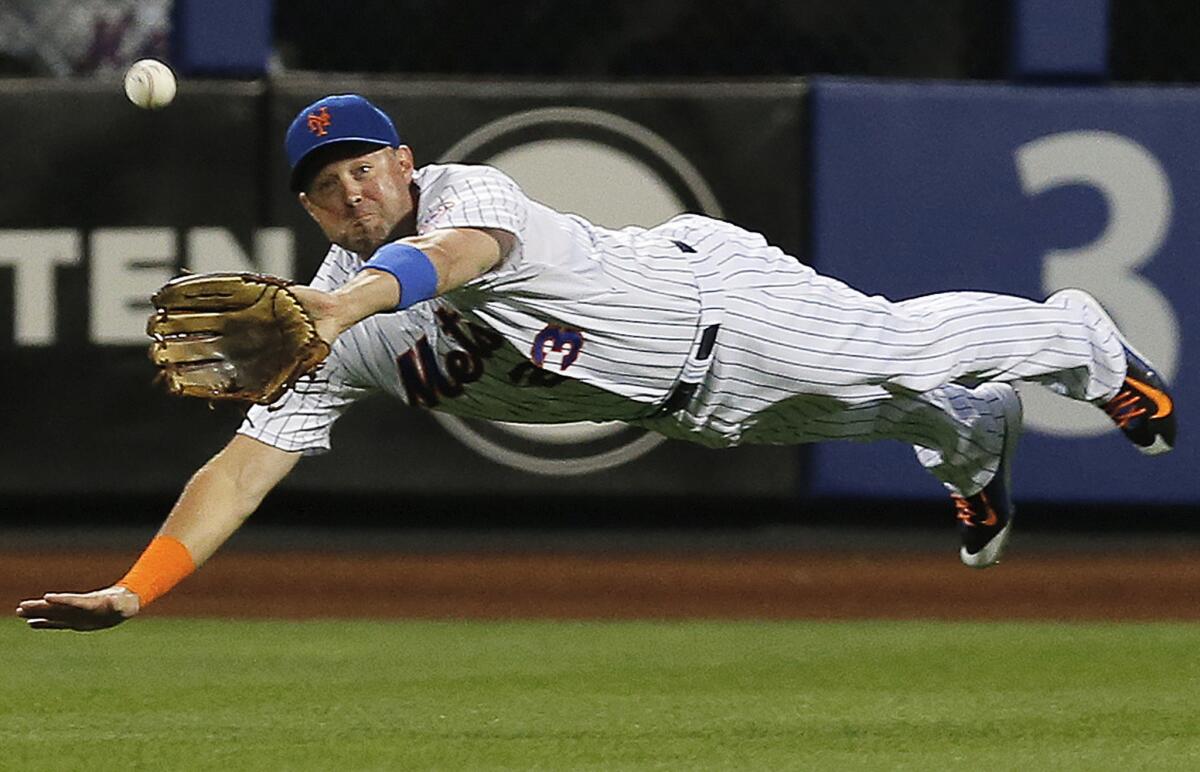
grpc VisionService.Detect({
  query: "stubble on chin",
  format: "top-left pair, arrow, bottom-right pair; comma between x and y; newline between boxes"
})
336,223 -> 385,256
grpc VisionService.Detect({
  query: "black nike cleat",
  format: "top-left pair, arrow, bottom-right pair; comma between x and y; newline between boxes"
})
1054,289 -> 1176,455
955,383 -> 1022,570
1101,342 -> 1176,455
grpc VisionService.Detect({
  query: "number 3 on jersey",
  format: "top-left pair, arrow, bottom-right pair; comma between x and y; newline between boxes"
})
531,325 -> 583,371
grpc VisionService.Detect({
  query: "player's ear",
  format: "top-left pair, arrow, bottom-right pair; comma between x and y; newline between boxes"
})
297,192 -> 320,222
394,145 -> 414,177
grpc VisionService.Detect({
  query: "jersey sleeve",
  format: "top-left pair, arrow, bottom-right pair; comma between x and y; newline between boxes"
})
308,245 -> 363,290
238,247 -> 371,453
416,165 -> 529,241
235,350 -> 372,454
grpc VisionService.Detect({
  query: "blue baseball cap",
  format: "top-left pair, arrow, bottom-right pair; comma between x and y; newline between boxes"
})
285,94 -> 401,190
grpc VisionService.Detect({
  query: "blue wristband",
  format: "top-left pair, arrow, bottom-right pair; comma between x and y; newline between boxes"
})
359,243 -> 438,309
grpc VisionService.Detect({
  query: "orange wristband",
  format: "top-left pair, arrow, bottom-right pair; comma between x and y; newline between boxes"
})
115,535 -> 196,607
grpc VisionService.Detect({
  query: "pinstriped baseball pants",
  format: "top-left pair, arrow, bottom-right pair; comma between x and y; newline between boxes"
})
649,217 -> 1127,496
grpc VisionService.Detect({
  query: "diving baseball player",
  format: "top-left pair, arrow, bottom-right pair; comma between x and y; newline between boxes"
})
18,94 -> 1176,631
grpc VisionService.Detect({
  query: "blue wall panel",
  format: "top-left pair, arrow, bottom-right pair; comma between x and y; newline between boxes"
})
809,78 -> 1198,503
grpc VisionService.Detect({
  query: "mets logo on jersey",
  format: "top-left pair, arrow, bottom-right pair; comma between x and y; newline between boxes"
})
307,107 -> 332,137
531,325 -> 582,371
397,310 -> 575,408
432,106 -> 722,475
396,308 -> 504,408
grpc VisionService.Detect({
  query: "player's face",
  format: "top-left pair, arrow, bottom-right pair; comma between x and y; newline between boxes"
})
299,146 -> 416,255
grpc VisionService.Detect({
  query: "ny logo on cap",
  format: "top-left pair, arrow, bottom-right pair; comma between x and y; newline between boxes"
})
307,107 -> 332,137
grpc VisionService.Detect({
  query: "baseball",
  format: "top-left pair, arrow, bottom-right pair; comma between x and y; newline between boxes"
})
124,59 -> 177,110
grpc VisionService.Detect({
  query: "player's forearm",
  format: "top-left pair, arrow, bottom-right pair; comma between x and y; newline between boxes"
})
158,457 -> 274,566
327,269 -> 403,332
320,229 -> 508,337
340,229 -> 507,330
160,436 -> 300,563
95,465 -> 256,616
404,231 -> 504,294
117,436 -> 299,606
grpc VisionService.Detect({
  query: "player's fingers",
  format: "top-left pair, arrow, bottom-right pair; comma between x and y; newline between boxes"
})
21,604 -> 77,623
17,591 -> 126,630
42,592 -> 102,608
42,592 -> 91,601
16,601 -> 51,617
25,605 -> 119,630
24,618 -> 72,630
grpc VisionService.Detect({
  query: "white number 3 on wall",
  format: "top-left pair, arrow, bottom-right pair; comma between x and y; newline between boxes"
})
1016,130 -> 1180,436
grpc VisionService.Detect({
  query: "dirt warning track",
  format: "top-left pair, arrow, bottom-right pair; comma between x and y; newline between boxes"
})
5,548 -> 1200,620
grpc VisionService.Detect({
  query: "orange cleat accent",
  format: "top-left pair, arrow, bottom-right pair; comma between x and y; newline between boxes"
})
955,383 -> 1022,569
1056,289 -> 1177,455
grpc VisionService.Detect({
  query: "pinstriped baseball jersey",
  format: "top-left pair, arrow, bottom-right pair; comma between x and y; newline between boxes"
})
240,163 -> 710,453
239,163 -> 1127,490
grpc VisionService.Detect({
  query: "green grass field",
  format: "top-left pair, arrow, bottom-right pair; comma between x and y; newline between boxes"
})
3,619 -> 1199,771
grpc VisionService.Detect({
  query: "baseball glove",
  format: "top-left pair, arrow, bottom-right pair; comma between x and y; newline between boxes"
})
146,272 -> 330,406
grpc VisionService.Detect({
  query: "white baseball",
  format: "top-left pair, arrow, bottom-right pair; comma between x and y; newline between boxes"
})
124,59 -> 177,110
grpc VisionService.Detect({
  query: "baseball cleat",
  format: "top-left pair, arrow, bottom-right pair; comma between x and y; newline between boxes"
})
1102,351 -> 1176,455
1053,289 -> 1176,455
954,383 -> 1022,570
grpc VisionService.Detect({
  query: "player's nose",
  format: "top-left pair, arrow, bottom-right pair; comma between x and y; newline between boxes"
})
342,182 -> 364,207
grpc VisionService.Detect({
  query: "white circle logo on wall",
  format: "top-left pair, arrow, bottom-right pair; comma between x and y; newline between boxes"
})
435,106 -> 722,476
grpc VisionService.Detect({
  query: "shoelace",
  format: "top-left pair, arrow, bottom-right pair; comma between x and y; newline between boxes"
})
1102,389 -> 1146,428
953,493 -> 1001,527
953,495 -> 978,525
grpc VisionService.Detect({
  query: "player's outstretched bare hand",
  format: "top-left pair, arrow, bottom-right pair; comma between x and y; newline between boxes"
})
15,586 -> 140,631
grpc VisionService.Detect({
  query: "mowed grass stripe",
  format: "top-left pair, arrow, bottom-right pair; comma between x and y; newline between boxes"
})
2,620 -> 1198,771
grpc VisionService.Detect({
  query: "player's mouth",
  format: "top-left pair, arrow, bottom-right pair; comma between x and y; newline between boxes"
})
346,214 -> 379,235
